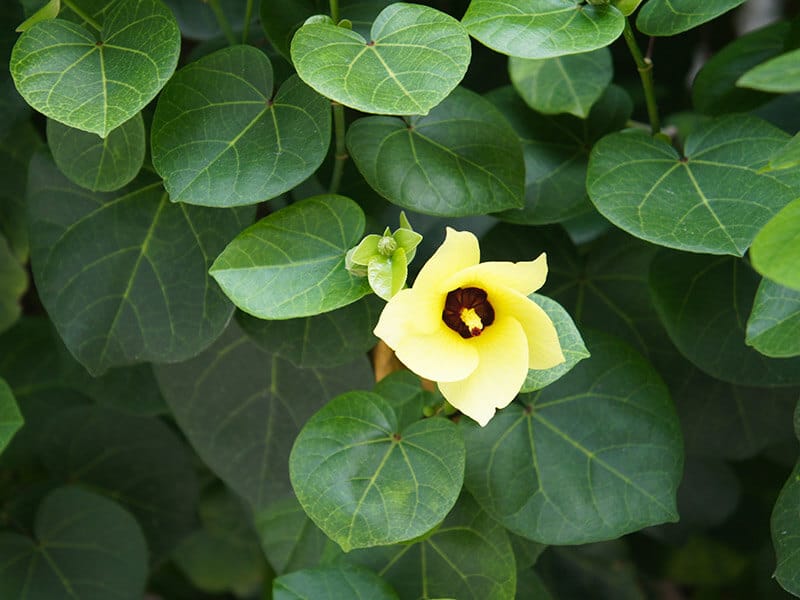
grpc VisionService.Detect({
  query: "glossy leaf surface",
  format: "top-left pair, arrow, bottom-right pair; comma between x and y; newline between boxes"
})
750,197 -> 800,291
746,279 -> 800,358
637,0 -> 747,36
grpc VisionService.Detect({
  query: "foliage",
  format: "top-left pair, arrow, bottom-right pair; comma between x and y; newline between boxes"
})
1,0 -> 799,598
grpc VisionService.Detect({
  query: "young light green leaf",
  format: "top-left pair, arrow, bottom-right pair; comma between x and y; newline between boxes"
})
509,48 -> 613,118
0,234 -> 26,335
0,377 -> 22,456
291,3 -> 470,115
587,115 -> 797,255
10,0 -> 180,137
290,392 -> 465,551
462,332 -> 682,545
27,151 -> 253,375
47,113 -> 145,192
462,0 -> 625,59
152,46 -> 331,207
15,0 -> 59,32
650,251 -> 800,386
636,0 -> 747,36
211,195 -> 371,319
765,132 -> 800,172
737,48 -> 800,93
0,486 -> 148,600
368,247 -> 407,301
347,87 -> 524,216
750,197 -> 800,291
487,84 -> 632,224
273,565 -> 399,600
747,279 -> 800,358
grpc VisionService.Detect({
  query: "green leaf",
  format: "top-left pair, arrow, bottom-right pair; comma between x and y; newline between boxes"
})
210,195 -> 371,319
738,48 -> 800,93
462,0 -> 625,59
273,565 -> 399,600
344,493 -> 517,600
261,0 -> 393,58
40,405 -> 199,563
692,21 -> 791,115
750,197 -> 800,292
27,151 -> 253,375
0,486 -> 148,600
462,332 -> 682,545
772,401 -> 800,596
0,377 -> 22,456
47,113 -> 145,192
521,294 -> 588,392
0,120 -> 41,262
151,46 -> 331,207
237,295 -> 381,368
636,0 -> 747,36
347,87 -> 524,216
746,279 -> 800,358
516,570 -> 555,600
0,234 -> 26,334
290,391 -> 465,551
765,132 -> 800,172
15,0 -> 59,32
587,115 -> 797,255
155,320 -> 374,512
649,251 -> 800,386
165,0 -> 249,41
509,48 -> 612,118
10,0 -> 180,137
291,3 -> 471,115
368,247 -> 407,301
487,84 -> 632,224
373,370 -> 439,431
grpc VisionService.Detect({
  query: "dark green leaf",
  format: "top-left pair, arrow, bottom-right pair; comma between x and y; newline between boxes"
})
273,565 -> 399,600
10,0 -> 180,137
0,120 -> 41,262
347,87 -> 524,216
0,486 -> 148,600
462,0 -> 625,59
751,197 -> 800,291
152,46 -> 331,207
747,279 -> 800,358
738,48 -> 800,93
516,570 -> 555,600
509,48 -> 612,118
587,115 -> 797,255
649,251 -> 800,386
27,152 -> 253,375
372,370 -> 438,431
291,3 -> 470,115
155,320 -> 374,512
772,401 -> 800,597
487,85 -> 632,224
46,113 -> 145,191
666,536 -> 748,586
211,195 -> 371,319
165,0 -> 248,40
290,391 -> 465,551
636,0 -> 747,36
0,234 -> 26,334
40,405 -> 199,563
0,377 -> 22,456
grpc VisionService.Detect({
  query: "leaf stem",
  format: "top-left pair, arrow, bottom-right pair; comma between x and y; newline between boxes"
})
242,0 -> 254,44
329,102 -> 348,194
208,0 -> 237,46
62,0 -> 102,32
329,0 -> 340,23
622,19 -> 661,135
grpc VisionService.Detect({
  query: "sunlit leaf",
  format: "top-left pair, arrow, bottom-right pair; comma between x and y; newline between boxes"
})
738,48 -> 800,93
746,279 -> 800,358
750,197 -> 800,292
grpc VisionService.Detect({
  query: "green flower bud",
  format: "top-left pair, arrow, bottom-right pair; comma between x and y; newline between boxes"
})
377,235 -> 398,256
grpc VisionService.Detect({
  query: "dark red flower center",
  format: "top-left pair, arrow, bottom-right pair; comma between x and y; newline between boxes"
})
442,287 -> 495,339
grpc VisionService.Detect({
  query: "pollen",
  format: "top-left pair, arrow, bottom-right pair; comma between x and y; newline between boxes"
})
460,307 -> 484,336
442,287 -> 495,339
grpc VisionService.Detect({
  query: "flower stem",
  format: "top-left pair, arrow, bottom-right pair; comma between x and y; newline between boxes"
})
63,0 -> 101,32
242,0 -> 254,44
208,0 -> 237,46
329,102 -> 348,194
622,19 -> 661,135
329,0 -> 340,23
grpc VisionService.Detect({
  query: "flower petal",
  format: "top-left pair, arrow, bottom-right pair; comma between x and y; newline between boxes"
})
413,228 -> 480,293
445,253 -> 548,296
394,323 -> 479,383
491,287 -> 565,370
438,316 -> 529,426
374,287 -> 440,348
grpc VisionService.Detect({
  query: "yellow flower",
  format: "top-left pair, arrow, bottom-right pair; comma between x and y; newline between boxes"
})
374,227 -> 565,426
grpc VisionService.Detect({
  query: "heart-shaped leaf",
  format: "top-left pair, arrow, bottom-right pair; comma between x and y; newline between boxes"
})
210,195 -> 371,319
152,45 -> 331,207
509,48 -> 612,118
0,376 -> 22,456
347,87 -> 524,216
488,84 -> 631,224
737,48 -> 800,93
27,151 -> 254,375
289,391 -> 465,551
747,279 -> 800,358
636,0 -> 747,36
462,0 -> 625,59
47,113 -> 145,192
750,197 -> 800,292
0,486 -> 148,600
10,0 -> 180,137
291,3 -> 470,115
462,332 -> 682,545
771,402 -> 800,597
273,565 -> 399,600
587,115 -> 797,255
